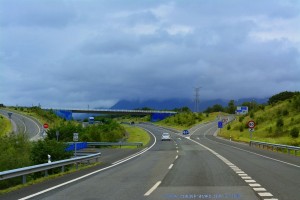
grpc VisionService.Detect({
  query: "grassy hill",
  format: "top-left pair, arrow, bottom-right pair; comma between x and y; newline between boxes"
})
219,94 -> 300,146
156,112 -> 221,130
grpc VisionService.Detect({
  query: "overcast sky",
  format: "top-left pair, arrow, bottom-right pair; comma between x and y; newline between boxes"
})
1,0 -> 299,108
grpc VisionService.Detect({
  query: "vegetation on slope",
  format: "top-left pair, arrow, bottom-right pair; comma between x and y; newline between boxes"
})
219,92 -> 300,146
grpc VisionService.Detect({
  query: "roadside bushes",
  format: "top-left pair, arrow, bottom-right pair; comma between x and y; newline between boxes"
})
161,112 -> 202,127
46,119 -> 125,142
290,128 -> 299,138
0,134 -> 32,189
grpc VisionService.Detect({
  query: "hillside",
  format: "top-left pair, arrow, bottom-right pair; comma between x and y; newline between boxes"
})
219,93 -> 300,146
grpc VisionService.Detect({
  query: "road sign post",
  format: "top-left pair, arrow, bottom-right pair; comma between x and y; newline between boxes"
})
56,131 -> 59,141
247,121 -> 256,140
73,133 -> 79,157
218,121 -> 223,136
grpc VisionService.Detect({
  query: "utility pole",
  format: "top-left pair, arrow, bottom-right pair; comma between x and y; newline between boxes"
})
194,87 -> 201,112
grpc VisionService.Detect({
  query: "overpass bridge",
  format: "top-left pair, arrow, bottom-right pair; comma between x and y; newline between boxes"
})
43,108 -> 177,122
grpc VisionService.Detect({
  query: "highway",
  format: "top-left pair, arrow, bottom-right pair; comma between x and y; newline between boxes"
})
1,122 -> 299,200
0,109 -> 43,140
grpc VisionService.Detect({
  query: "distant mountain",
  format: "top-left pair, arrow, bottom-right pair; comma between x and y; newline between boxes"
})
110,98 -> 268,111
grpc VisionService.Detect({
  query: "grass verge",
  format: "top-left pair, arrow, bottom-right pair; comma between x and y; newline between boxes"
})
0,114 -> 11,136
121,124 -> 151,149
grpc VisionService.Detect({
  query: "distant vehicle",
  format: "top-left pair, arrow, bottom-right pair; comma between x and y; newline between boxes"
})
88,117 -> 95,124
183,130 -> 189,135
161,133 -> 171,141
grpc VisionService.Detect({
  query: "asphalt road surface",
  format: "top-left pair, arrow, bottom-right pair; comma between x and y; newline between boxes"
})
0,109 -> 43,140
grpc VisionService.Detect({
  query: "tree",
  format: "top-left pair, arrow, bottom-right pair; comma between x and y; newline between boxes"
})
212,104 -> 224,112
226,100 -> 236,114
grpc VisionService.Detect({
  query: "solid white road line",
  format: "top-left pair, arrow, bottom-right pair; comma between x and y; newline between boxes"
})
144,181 -> 161,196
205,129 -> 300,169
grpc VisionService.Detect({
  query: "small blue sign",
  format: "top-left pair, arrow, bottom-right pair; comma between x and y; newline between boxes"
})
218,121 -> 223,128
183,130 -> 189,135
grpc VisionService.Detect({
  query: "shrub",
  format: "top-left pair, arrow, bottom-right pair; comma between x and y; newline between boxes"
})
290,128 -> 299,138
239,116 -> 244,122
227,125 -> 231,130
268,127 -> 273,134
276,118 -> 284,128
282,109 -> 289,116
239,125 -> 244,132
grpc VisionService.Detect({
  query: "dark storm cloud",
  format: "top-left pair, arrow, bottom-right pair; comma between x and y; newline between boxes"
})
0,0 -> 299,108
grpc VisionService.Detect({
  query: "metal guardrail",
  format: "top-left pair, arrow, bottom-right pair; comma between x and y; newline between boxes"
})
0,153 -> 101,184
250,140 -> 300,156
87,142 -> 143,147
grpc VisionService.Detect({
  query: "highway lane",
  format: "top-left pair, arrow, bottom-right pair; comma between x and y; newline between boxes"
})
12,123 -> 261,200
0,109 -> 43,140
189,122 -> 300,200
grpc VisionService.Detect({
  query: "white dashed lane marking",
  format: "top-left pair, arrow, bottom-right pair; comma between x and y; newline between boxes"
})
173,128 -> 278,200
253,188 -> 266,192
144,181 -> 161,196
258,192 -> 273,197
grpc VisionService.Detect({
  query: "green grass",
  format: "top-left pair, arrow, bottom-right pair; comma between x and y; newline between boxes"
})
0,162 -> 101,195
121,124 -> 150,148
0,114 -> 11,136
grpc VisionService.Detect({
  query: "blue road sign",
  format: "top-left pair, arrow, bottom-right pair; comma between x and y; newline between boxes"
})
183,130 -> 189,135
218,121 -> 223,128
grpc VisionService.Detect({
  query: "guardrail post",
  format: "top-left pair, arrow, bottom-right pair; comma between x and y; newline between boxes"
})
22,175 -> 26,184
295,150 -> 297,156
76,162 -> 78,170
62,166 -> 65,173
45,170 -> 48,177
287,148 -> 290,155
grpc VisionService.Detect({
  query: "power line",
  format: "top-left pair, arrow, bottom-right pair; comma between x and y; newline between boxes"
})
194,87 -> 201,112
